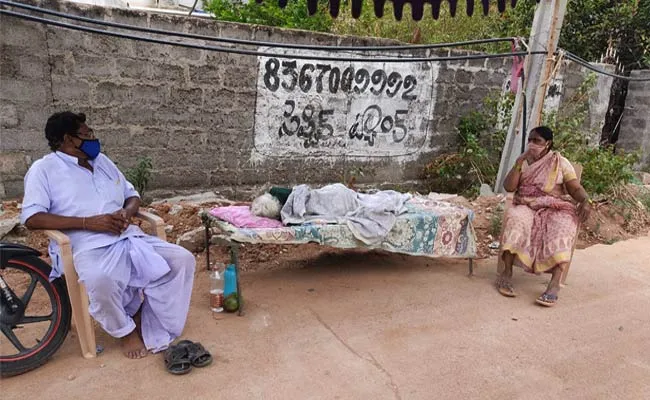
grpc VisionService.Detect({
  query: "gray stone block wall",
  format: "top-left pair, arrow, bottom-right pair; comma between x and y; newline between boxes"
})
0,13 -> 53,198
617,70 -> 650,169
0,0 -> 602,199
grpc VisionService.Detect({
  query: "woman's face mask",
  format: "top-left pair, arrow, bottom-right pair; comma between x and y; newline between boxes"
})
527,142 -> 547,159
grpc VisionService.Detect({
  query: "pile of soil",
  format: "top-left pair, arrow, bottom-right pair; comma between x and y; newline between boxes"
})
2,191 -> 649,274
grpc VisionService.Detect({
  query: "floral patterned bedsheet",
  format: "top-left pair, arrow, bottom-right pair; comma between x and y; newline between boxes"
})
202,195 -> 476,258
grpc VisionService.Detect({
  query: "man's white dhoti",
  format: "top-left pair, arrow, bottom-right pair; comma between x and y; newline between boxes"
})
74,235 -> 195,352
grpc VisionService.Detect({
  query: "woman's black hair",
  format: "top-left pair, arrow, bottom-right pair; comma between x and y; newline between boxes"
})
531,126 -> 554,149
44,111 -> 86,151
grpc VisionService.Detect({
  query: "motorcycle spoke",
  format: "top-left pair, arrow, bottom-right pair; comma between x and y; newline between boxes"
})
21,273 -> 39,305
21,314 -> 54,324
1,325 -> 27,352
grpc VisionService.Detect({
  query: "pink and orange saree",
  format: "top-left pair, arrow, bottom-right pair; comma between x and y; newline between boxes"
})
501,151 -> 579,273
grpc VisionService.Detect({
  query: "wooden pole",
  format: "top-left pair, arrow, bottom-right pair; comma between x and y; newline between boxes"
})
530,0 -> 564,128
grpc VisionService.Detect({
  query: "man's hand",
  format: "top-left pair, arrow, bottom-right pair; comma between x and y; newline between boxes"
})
577,199 -> 592,223
112,209 -> 132,232
85,213 -> 129,235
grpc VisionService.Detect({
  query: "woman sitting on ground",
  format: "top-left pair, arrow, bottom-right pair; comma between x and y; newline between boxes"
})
496,126 -> 592,307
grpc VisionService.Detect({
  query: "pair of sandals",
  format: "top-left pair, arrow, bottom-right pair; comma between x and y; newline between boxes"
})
164,340 -> 212,375
496,278 -> 558,307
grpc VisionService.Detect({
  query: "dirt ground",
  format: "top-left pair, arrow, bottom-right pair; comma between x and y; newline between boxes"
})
2,191 -> 647,270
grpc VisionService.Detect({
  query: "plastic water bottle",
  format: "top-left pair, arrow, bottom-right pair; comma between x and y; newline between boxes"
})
209,264 -> 224,313
223,264 -> 237,297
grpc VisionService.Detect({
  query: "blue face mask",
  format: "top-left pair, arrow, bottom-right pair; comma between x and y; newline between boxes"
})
77,138 -> 101,160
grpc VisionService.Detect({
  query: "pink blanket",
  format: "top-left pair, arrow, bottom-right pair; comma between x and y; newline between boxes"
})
209,206 -> 284,229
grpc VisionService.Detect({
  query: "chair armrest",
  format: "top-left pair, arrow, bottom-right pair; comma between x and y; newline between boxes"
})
136,210 -> 164,225
136,210 -> 167,241
40,210 -> 167,244
43,230 -> 71,246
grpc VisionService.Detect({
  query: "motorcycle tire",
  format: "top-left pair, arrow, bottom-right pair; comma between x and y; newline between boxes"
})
0,255 -> 72,378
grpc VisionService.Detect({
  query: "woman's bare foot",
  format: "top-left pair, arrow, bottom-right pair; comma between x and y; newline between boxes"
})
496,254 -> 516,297
545,266 -> 563,296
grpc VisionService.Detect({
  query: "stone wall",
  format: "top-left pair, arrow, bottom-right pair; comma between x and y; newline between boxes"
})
617,70 -> 650,169
0,0 -> 605,199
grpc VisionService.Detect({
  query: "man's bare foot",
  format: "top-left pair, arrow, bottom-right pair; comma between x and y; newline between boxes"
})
121,330 -> 147,359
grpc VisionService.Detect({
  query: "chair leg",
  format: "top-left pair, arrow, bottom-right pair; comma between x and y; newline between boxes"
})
561,224 -> 580,287
61,245 -> 97,359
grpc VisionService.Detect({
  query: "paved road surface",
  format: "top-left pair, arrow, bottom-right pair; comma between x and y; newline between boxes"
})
3,236 -> 650,399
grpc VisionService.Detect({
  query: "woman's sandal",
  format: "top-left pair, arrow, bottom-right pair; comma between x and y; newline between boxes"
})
164,345 -> 192,375
176,340 -> 213,368
535,292 -> 558,307
496,278 -> 516,297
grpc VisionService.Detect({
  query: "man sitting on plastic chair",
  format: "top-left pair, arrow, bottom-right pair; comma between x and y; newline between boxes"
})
20,112 -> 196,359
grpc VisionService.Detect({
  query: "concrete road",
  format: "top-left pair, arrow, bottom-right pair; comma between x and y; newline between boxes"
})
3,236 -> 650,400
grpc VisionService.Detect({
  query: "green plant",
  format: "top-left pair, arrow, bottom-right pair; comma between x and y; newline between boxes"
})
545,74 -> 640,195
124,157 -> 153,200
494,0 -> 650,70
573,147 -> 639,195
332,1 -> 509,52
421,93 -> 513,197
489,207 -> 504,238
204,0 -> 332,32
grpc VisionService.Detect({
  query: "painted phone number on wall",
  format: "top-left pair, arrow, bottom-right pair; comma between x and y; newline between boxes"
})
262,58 -> 419,100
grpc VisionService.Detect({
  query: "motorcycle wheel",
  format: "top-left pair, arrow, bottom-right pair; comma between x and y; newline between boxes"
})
1,255 -> 71,378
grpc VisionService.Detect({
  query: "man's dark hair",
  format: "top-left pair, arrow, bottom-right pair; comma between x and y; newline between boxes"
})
45,111 -> 86,151
531,126 -> 554,149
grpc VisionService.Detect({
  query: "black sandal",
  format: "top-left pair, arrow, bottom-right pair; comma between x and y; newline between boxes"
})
176,340 -> 213,368
164,345 -> 192,375
536,292 -> 558,307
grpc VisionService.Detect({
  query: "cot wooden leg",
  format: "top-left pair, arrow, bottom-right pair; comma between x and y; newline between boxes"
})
468,259 -> 474,276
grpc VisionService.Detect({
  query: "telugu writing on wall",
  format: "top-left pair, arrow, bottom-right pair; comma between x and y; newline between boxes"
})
253,48 -> 438,158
